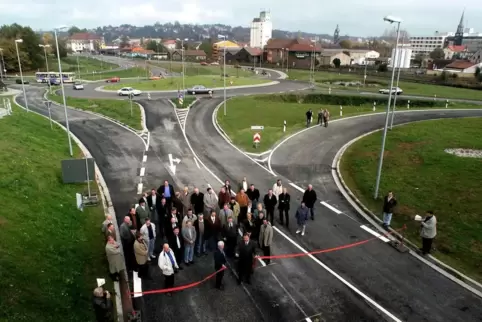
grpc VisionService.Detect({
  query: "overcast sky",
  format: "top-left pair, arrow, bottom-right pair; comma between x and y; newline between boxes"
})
0,1 -> 480,37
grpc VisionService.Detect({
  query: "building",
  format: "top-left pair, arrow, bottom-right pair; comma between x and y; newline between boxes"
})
265,38 -> 322,69
212,40 -> 240,61
443,45 -> 467,59
319,51 -> 351,66
469,48 -> 482,63
226,47 -> 263,64
444,60 -> 482,73
348,49 -> 380,65
390,47 -> 412,68
409,32 -> 452,58
169,50 -> 207,61
250,11 -> 272,48
162,40 -> 177,50
444,11 -> 482,53
67,33 -> 104,52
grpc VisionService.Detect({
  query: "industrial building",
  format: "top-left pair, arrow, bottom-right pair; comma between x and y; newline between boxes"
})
250,11 -> 272,48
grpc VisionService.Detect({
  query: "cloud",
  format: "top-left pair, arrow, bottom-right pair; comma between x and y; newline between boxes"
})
0,0 -> 481,36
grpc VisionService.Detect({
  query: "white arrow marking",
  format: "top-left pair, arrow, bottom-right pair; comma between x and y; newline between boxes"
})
168,153 -> 179,175
172,158 -> 181,164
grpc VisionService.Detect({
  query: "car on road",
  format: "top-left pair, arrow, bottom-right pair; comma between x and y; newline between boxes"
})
15,79 -> 29,84
106,77 -> 120,83
211,62 -> 219,66
117,87 -> 142,96
73,82 -> 84,90
186,85 -> 213,95
379,87 -> 403,95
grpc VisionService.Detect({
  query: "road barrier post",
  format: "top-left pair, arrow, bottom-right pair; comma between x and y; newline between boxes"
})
434,94 -> 437,101
283,120 -> 286,132
372,102 -> 376,111
407,100 -> 410,109
445,99 -> 448,108
340,105 -> 343,117
328,87 -> 331,94
147,93 -> 151,100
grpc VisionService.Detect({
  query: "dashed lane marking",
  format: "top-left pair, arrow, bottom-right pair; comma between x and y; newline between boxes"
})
360,225 -> 390,243
143,155 -> 147,162
140,167 -> 146,177
320,201 -> 342,215
137,183 -> 143,195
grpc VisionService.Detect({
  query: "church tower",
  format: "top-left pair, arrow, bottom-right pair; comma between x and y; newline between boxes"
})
454,10 -> 465,46
333,25 -> 340,44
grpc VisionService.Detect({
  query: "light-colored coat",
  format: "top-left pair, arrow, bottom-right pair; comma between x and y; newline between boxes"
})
136,205 -> 150,224
272,184 -> 283,198
105,242 -> 124,274
203,192 -> 217,213
218,208 -> 234,226
101,219 -> 113,233
140,223 -> 156,244
182,214 -> 198,227
133,239 -> 148,265
158,249 -> 179,275
230,202 -> 240,221
182,226 -> 197,245
259,223 -> 273,247
420,216 -> 437,239
180,192 -> 192,215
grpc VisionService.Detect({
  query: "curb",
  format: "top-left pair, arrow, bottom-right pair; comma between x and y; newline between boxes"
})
332,120 -> 482,296
13,92 -> 126,321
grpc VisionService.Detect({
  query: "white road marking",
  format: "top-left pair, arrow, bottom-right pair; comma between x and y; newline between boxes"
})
320,201 -> 342,214
193,157 -> 201,169
273,226 -> 402,322
289,182 -> 305,193
146,132 -> 150,151
137,183 -> 143,195
133,270 -> 142,298
305,318 -> 313,322
271,272 -> 309,318
254,157 -> 268,162
139,167 -> 145,177
142,154 -> 147,163
360,225 -> 390,243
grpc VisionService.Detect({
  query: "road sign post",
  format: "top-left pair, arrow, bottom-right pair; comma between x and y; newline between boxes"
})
43,100 -> 53,129
253,132 -> 261,149
129,93 -> 134,117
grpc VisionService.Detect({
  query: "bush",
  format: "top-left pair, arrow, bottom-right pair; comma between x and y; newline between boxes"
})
258,93 -> 448,108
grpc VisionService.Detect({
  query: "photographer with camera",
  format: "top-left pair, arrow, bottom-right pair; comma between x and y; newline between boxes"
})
92,287 -> 114,322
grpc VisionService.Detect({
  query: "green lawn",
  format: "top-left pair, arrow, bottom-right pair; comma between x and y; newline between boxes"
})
170,96 -> 197,109
217,95 -> 481,152
103,75 -> 270,91
149,61 -> 254,77
48,93 -> 142,130
29,56 -> 118,75
81,67 -> 151,81
0,97 -> 113,321
340,118 -> 482,281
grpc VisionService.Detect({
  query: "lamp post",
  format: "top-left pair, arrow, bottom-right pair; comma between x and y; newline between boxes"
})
218,35 -> 228,116
310,39 -> 317,87
0,48 -> 4,80
176,38 -> 188,95
389,34 -> 406,129
54,26 -> 73,157
363,59 -> 368,85
373,15 -> 402,199
15,39 -> 29,112
286,48 -> 289,73
39,44 -> 51,92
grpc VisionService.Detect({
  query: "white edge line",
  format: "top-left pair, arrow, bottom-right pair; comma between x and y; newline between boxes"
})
135,102 -> 148,132
306,318 -> 313,322
253,157 -> 268,162
140,167 -> 145,177
133,270 -> 142,298
212,100 -> 276,176
267,108 -> 482,176
272,226 -> 402,322
142,154 -> 147,163
289,182 -> 305,193
360,225 -> 390,243
245,149 -> 272,157
193,157 -> 201,169
146,131 -> 150,151
320,201 -> 342,215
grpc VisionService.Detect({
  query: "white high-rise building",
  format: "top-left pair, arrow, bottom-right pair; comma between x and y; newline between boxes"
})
390,47 -> 413,69
250,11 -> 272,48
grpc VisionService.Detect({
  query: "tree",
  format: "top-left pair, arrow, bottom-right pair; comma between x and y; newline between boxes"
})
199,41 -> 213,58
52,39 -> 68,58
332,58 -> 341,68
145,40 -> 166,52
119,36 -> 130,49
429,48 -> 445,60
378,64 -> 388,72
68,26 -> 87,36
475,67 -> 482,82
339,39 -> 352,49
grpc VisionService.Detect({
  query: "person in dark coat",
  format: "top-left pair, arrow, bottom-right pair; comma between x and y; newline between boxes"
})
158,180 -> 175,209
382,191 -> 397,229
242,212 -> 256,238
246,184 -> 260,213
306,109 -> 313,127
190,188 -> 205,216
214,241 -> 227,290
278,187 -> 291,227
173,192 -> 185,216
235,233 -> 256,284
92,287 -> 114,322
302,184 -> 317,220
164,207 -> 181,241
295,202 -> 309,236
146,188 -> 159,223
156,198 -> 169,239
128,207 -> 141,232
194,214 -> 207,256
204,211 -> 222,252
263,189 -> 277,225
222,216 -> 238,257
168,226 -> 185,269
253,211 -> 266,243
119,216 -> 136,272
224,180 -> 232,195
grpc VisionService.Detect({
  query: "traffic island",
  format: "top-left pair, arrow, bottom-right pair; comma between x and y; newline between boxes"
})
215,93 -> 480,153
0,97 -> 113,321
339,118 -> 482,281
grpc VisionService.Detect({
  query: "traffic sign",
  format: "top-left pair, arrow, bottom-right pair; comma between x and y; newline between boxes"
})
251,125 -> 264,130
253,132 -> 261,142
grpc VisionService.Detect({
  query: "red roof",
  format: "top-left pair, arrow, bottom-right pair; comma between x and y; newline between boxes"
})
163,40 -> 177,45
447,45 -> 466,52
289,43 -> 322,52
445,60 -> 475,69
70,33 -> 101,40
265,38 -> 295,49
244,47 -> 262,56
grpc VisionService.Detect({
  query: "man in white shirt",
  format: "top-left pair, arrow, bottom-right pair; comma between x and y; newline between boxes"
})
140,218 -> 156,260
272,179 -> 283,199
158,243 -> 179,296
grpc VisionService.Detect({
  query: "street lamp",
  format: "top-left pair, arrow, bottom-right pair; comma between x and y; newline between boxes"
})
218,34 -> 228,116
176,38 -> 188,95
39,44 -> 51,92
389,33 -> 406,129
310,39 -> 317,87
54,25 -> 73,157
15,39 -> 29,112
373,15 -> 402,199
0,48 -> 5,80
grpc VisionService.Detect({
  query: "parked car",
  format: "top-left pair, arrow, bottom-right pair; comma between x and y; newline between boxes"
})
15,79 -> 29,84
186,85 -> 213,95
200,62 -> 208,66
117,87 -> 142,96
211,62 -> 219,66
73,82 -> 84,90
106,77 -> 120,83
49,79 -> 60,86
379,87 -> 403,95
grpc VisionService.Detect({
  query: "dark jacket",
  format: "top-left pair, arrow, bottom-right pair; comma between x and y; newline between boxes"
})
172,196 -> 184,215
204,215 -> 222,239
157,203 -> 169,225
278,193 -> 290,210
223,222 -> 238,239
242,218 -> 256,235
214,249 -> 227,270
157,184 -> 175,199
246,188 -> 260,203
190,192 -> 205,215
169,233 -> 184,255
92,295 -> 114,322
263,194 -> 277,210
218,191 -> 231,209
306,110 -> 313,120
302,189 -> 317,208
236,240 -> 256,271
128,212 -> 141,231
383,196 -> 397,213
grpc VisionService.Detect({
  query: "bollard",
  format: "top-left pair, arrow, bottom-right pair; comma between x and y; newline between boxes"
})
147,93 -> 151,100
328,87 -> 332,94
340,105 -> 343,117
434,94 -> 437,101
283,120 -> 286,132
445,99 -> 448,108
407,100 -> 410,109
373,102 -> 376,111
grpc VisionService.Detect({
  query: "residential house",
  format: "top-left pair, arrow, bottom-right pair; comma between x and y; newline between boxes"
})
319,50 -> 351,66
444,45 -> 467,60
67,33 -> 105,52
213,40 -> 240,61
348,49 -> 380,64
443,60 -> 482,73
233,47 -> 263,64
169,50 -> 207,61
163,40 -> 177,50
222,48 -> 242,63
265,38 -> 322,69
469,48 -> 482,64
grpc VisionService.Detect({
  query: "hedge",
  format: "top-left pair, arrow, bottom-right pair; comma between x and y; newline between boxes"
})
258,93 -> 448,108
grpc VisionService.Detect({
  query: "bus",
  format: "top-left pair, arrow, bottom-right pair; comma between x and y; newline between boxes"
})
35,72 -> 76,84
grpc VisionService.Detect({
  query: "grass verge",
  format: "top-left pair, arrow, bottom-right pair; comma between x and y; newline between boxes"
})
103,76 -> 270,91
26,56 -> 118,75
47,93 -> 142,130
217,94 -> 481,152
0,96 -> 113,321
170,96 -> 197,109
339,118 -> 482,281
81,67 -> 150,81
149,61 -> 254,77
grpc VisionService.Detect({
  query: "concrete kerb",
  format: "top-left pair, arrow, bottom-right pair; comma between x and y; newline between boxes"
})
94,80 -> 280,93
331,118 -> 482,296
13,94 -> 127,321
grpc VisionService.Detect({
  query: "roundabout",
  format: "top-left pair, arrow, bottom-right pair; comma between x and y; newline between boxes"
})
12,55 -> 482,322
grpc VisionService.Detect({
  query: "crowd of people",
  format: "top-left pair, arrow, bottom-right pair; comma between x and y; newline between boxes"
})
99,178 -> 319,297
